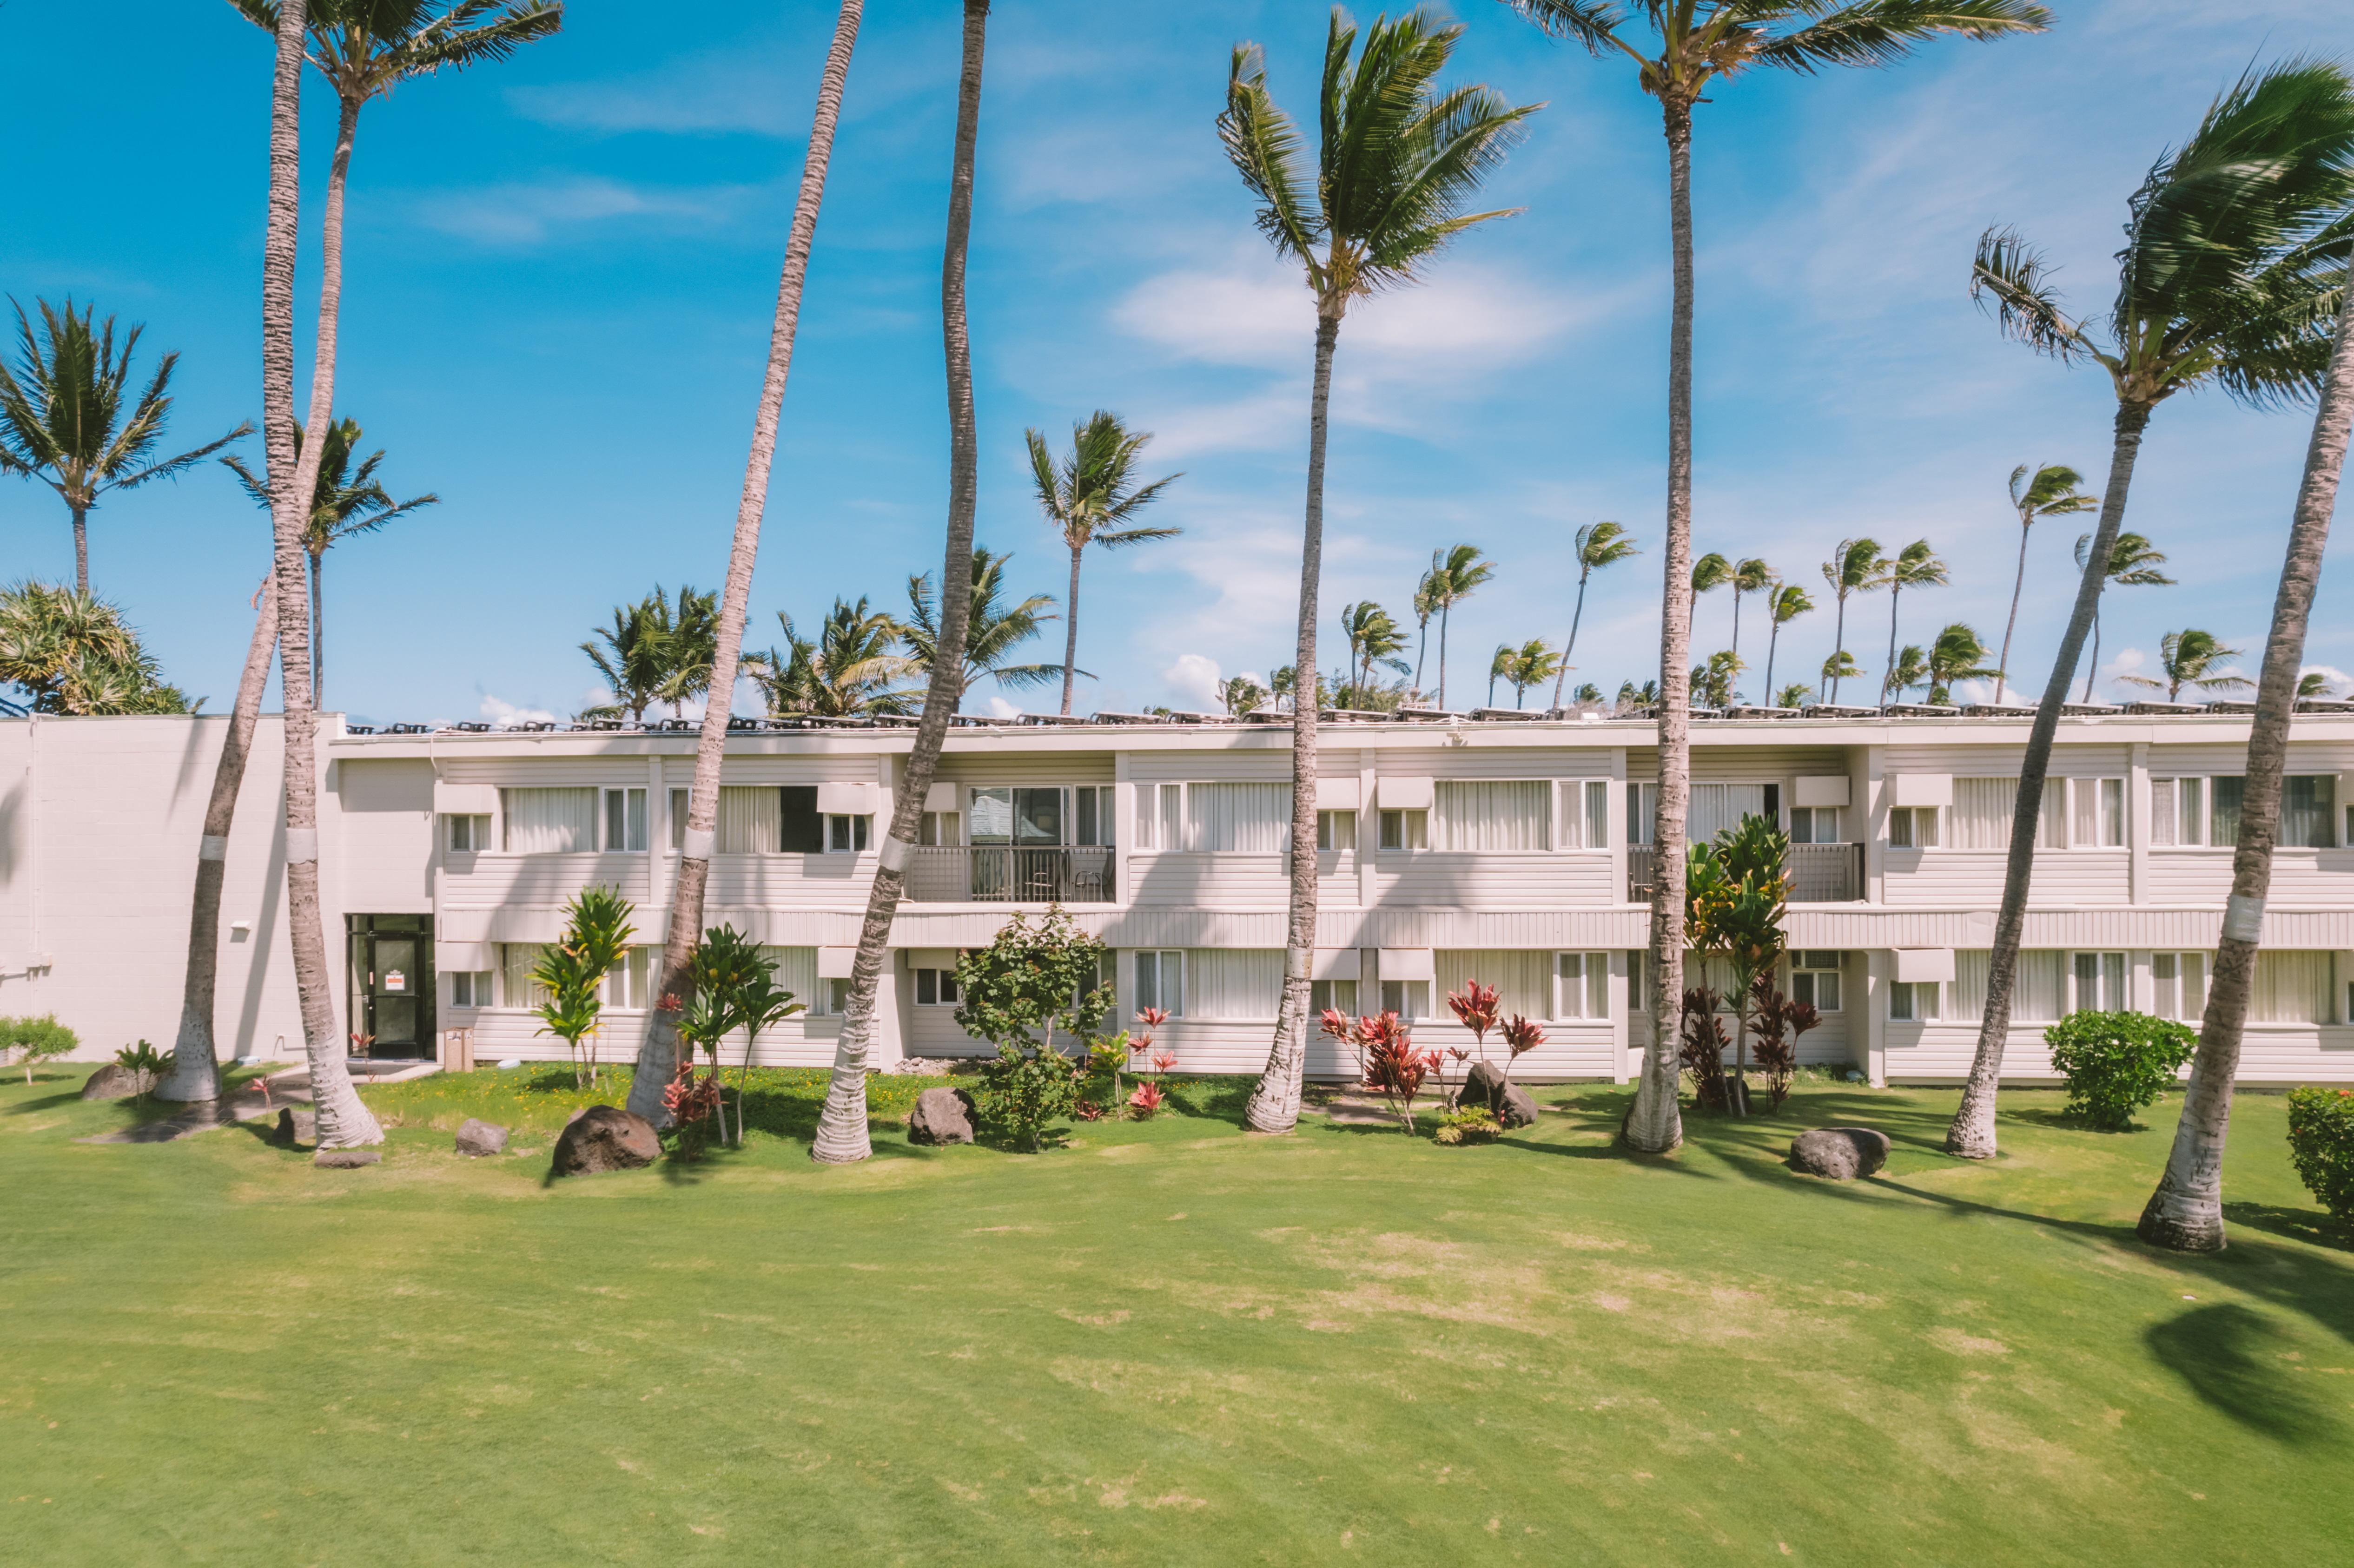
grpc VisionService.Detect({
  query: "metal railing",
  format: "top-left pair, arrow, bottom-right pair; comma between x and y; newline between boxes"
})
1627,841 -> 1863,903
906,845 -> 1117,903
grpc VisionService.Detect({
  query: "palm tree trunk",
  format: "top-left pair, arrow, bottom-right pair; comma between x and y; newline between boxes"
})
1826,593 -> 1846,703
1946,402 -> 2152,1158
1765,620 -> 1780,702
2083,609 -> 2101,702
1730,589 -> 1742,671
809,0 -> 981,1162
628,0 -> 865,1128
1243,311 -> 1339,1137
1881,585 -> 1900,707
1550,570 -> 1589,709
2140,296 -> 2353,1251
287,94 -> 362,584
1414,619 -> 1428,697
72,505 -> 89,597
260,0 -> 377,1148
311,550 -> 325,707
1437,600 -> 1450,709
1626,99 -> 1698,1156
1996,518 -> 2028,704
158,573 -> 278,1103
1058,542 -> 1082,716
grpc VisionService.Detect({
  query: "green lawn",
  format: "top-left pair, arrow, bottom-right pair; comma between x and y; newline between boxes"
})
3,1067 -> 2348,1565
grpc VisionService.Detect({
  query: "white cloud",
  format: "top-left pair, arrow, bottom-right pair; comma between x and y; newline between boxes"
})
983,694 -> 1022,720
412,177 -> 758,246
481,693 -> 557,728
1164,653 -> 1224,712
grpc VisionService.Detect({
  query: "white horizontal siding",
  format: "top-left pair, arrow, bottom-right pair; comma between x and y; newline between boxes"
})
437,853 -> 654,910
1370,852 -> 1616,909
933,751 -> 1116,785
1126,750 -> 1293,783
1128,852 -> 1292,907
1883,849 -> 2130,907
1377,746 -> 1614,782
1883,1023 -> 2354,1085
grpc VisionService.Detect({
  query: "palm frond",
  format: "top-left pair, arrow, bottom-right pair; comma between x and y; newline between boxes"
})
1219,44 -> 1322,273
1755,0 -> 2051,76
1493,0 -> 1640,60
1971,226 -> 2097,364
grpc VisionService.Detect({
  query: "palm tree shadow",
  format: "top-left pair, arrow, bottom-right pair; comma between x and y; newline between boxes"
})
2145,1303 -> 2344,1445
2221,1201 -> 2352,1254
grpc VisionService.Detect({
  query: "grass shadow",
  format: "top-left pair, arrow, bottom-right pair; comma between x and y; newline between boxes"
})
2145,1302 -> 2344,1445
2221,1201 -> 2352,1254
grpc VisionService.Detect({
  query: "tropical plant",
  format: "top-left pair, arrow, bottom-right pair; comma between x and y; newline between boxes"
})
1338,600 -> 1412,700
1818,650 -> 1861,698
1818,537 -> 1883,703
745,596 -> 917,718
581,586 -> 718,724
530,886 -> 635,1089
0,299 -> 250,596
1222,10 -> 1532,1136
1433,1104 -> 1501,1145
904,548 -> 1063,705
1924,622 -> 1999,705
1744,973 -> 1818,1112
635,0 -> 866,1139
731,962 -> 805,1147
1358,1012 -> 1441,1134
1411,564 -> 1442,695
2040,1009 -> 2197,1131
1498,637 -> 1562,707
1499,0 -> 2049,1156
1499,1014 -> 1544,1090
1994,463 -> 2097,702
1876,539 -> 1947,707
1774,682 -> 1811,710
1026,410 -> 1182,716
1615,678 -> 1660,712
2298,670 -> 2337,699
1951,59 -> 2354,1166
675,924 -> 764,1147
2118,628 -> 2251,704
1689,812 -> 1790,1113
2070,531 -> 2174,699
1423,543 -> 1498,710
1551,519 -> 1638,706
1571,681 -> 1602,705
1447,978 -> 1502,1065
953,908 -> 1112,1152
0,581 -> 192,714
1727,556 -> 1772,668
1220,673 -> 1269,715
0,1015 -> 78,1084
1691,648 -> 1743,709
2284,1086 -> 2354,1225
1882,644 -> 1928,704
1688,551 -> 1730,646
1677,986 -> 1733,1113
1761,581 -> 1812,702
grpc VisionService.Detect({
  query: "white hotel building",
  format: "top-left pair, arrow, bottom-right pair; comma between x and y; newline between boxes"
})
6,705 -> 2354,1087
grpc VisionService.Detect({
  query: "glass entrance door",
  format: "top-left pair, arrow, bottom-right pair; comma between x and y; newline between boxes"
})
348,915 -> 435,1060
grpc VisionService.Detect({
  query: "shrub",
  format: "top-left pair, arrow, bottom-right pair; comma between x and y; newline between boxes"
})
2286,1086 -> 2354,1223
1,1014 -> 78,1083
1677,988 -> 1732,1113
956,909 -> 1111,1152
2042,1010 -> 2196,1130
981,1043 -> 1085,1152
1433,1106 -> 1499,1146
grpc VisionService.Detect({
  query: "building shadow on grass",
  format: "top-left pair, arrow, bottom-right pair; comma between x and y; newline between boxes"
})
2146,1302 -> 2345,1445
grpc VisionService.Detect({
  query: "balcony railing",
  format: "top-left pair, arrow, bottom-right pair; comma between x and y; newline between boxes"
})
906,845 -> 1117,903
1627,842 -> 1863,903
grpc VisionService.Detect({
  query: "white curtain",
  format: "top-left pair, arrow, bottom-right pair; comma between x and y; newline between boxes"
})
1187,783 -> 1289,852
1951,950 -> 2065,1021
2251,951 -> 2334,1023
501,942 -> 551,1008
1950,778 -> 2017,849
1434,949 -> 1554,1020
503,788 -> 596,853
1185,949 -> 1283,1018
602,948 -> 651,1010
1435,781 -> 1550,851
719,787 -> 780,854
1689,783 -> 1766,847
2151,779 -> 2177,847
762,947 -> 820,1012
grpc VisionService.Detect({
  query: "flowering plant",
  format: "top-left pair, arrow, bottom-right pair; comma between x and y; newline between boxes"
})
1354,1011 -> 1441,1133
1127,1080 -> 1166,1119
1447,979 -> 1502,1062
1499,1015 -> 1545,1089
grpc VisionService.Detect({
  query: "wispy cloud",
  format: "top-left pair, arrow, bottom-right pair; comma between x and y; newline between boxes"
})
480,692 -> 558,728
411,175 -> 760,245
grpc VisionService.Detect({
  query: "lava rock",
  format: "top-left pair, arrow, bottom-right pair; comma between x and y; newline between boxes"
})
1789,1127 -> 1891,1180
312,1148 -> 381,1169
453,1118 -> 509,1158
1455,1060 -> 1540,1129
272,1107 -> 318,1147
80,1064 -> 156,1101
551,1104 -> 659,1176
907,1086 -> 978,1146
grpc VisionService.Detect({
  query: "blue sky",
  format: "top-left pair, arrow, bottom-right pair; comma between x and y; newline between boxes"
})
3,0 -> 2348,724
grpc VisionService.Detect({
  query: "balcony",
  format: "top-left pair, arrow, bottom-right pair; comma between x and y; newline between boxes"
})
1627,842 -> 1864,903
906,845 -> 1117,903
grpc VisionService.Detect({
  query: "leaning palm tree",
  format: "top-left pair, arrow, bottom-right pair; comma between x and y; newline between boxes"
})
1948,59 -> 2354,1163
2144,277 -> 2354,1252
806,0 -> 981,1162
1818,536 -> 1884,702
1993,463 -> 2096,701
904,548 -> 1064,703
625,4 -> 865,1133
1424,542 -> 1496,708
1501,0 -> 2050,1157
1026,411 -> 1182,716
2070,530 -> 2174,700
1503,637 -> 1563,706
0,298 -> 251,596
1877,539 -> 1947,707
1338,600 -> 1410,701
1688,550 -> 1730,648
1726,555 -> 1771,668
745,597 -> 918,718
1548,518 -> 1637,706
1818,649 -> 1861,697
1410,564 -> 1442,695
1923,621 -> 1999,705
1760,580 -> 1811,701
1486,640 -> 1513,706
1223,9 -> 1534,1136
2298,670 -> 2337,699
2117,628 -> 2252,704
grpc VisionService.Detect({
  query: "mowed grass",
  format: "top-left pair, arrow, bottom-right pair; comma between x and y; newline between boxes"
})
3,1068 -> 2350,1566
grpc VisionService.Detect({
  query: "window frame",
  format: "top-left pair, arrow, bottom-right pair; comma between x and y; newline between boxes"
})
1316,809 -> 1358,852
1554,951 -> 1611,1020
1377,807 -> 1430,851
913,965 -> 962,1007
1133,949 -> 1184,1018
445,813 -> 491,854
1790,951 -> 1844,1014
823,813 -> 873,854
1310,977 -> 1359,1017
1887,979 -> 1939,1021
2068,950 -> 2128,1013
1888,805 -> 1938,849
603,787 -> 649,853
1378,978 -> 1431,1021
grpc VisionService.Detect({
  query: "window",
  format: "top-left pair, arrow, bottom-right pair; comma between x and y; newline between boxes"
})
1434,781 -> 1550,852
1691,783 -> 1771,845
1378,808 -> 1429,850
604,947 -> 651,1009
1134,950 -> 1184,1016
670,787 -> 690,850
718,786 -> 779,853
1436,951 -> 1554,1019
1888,806 -> 1938,849
1186,950 -> 1284,1019
2211,774 -> 2243,846
1072,785 -> 1115,847
1311,978 -> 1358,1016
1789,806 -> 1840,845
1888,981 -> 1939,1021
825,813 -> 871,853
1134,783 -> 1183,849
780,786 -> 825,853
914,966 -> 961,1006
1555,780 -> 1610,848
761,948 -> 819,1012
1951,777 -> 2068,849
445,813 -> 490,852
2064,778 -> 2124,849
2153,952 -> 2208,1021
819,978 -> 853,1016
1950,951 -> 2066,1021
2071,951 -> 2127,1012
2251,951 -> 2336,1024
1627,949 -> 1645,1008
1790,951 -> 1843,1013
502,788 -> 596,853
919,811 -> 963,846
446,969 -> 492,1007
1380,979 -> 1431,1020
1187,783 -> 1289,853
1627,782 -> 1658,845
1317,810 -> 1357,851
604,787 -> 648,852
501,943 -> 551,1008
2284,775 -> 2337,848
1554,952 -> 1611,1020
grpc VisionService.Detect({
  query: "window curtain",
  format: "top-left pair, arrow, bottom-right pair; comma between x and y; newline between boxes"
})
501,943 -> 551,1008
1435,781 -> 1550,851
503,788 -> 596,853
719,787 -> 780,854
1689,784 -> 1765,847
2251,951 -> 2334,1024
2284,776 -> 2337,849
1187,784 -> 1289,853
1951,778 -> 2017,850
1184,949 -> 1283,1018
602,948 -> 651,1010
1951,950 -> 2065,1020
1434,949 -> 1554,1020
760,947 -> 820,1012
2151,779 -> 2177,847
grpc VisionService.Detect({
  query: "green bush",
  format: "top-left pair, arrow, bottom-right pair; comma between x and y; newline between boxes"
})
2286,1086 -> 2354,1223
2042,1010 -> 2195,1130
1433,1106 -> 1500,1146
2,1015 -> 79,1083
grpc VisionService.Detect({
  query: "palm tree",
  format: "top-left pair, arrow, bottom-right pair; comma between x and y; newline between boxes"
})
1503,638 -> 1563,706
2299,670 -> 2336,699
1818,537 -> 1884,703
807,0 -> 980,1162
2070,530 -> 2174,700
1924,622 -> 1999,705
1761,581 -> 1812,702
1818,649 -> 1861,697
1727,556 -> 1771,668
904,548 -> 1063,703
1773,681 -> 1810,709
1948,60 -> 2354,1164
1691,648 -> 1742,709
1411,564 -> 1442,696
1423,543 -> 1497,708
0,299 -> 251,596
581,586 -> 712,724
1486,641 -> 1513,706
1688,551 -> 1730,649
1876,539 -> 1947,707
0,581 -> 192,714
1222,10 -> 1533,1137
1993,463 -> 2096,702
223,416 -> 436,703
1548,519 -> 1637,706
2143,257 -> 2354,1252
1221,673 -> 1269,715
1501,0 -> 2050,1158
745,597 -> 918,718
2117,629 -> 2251,704
1338,600 -> 1410,702
1026,411 -> 1182,716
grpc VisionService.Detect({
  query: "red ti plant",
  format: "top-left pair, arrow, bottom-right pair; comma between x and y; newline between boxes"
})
1319,1007 -> 1363,1081
1499,1015 -> 1545,1090
1127,1080 -> 1166,1119
1131,1007 -> 1168,1072
1746,973 -> 1820,1112
1447,979 -> 1502,1063
1358,1011 -> 1442,1134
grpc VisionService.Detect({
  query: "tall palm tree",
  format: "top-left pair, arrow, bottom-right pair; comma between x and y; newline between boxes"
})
0,299 -> 251,596
2143,250 -> 2354,1253
2070,530 -> 2174,700
1221,9 -> 1533,1136
746,596 -> 918,717
1948,60 -> 2354,1163
1993,462 -> 2096,702
1338,600 -> 1409,700
1818,536 -> 1883,703
807,0 -> 980,1161
1727,555 -> 1771,668
1503,637 -> 1562,706
904,547 -> 1063,702
1424,542 -> 1497,708
1818,649 -> 1860,697
1761,580 -> 1811,702
1877,539 -> 1947,707
1923,621 -> 1998,705
632,0 -> 863,1133
1487,640 -> 1513,706
1500,0 -> 2050,1156
2117,628 -> 2251,703
580,586 -> 711,725
1688,551 -> 1730,655
1411,563 -> 1442,696
223,416 -> 437,703
1548,519 -> 1637,706
1025,411 -> 1181,716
